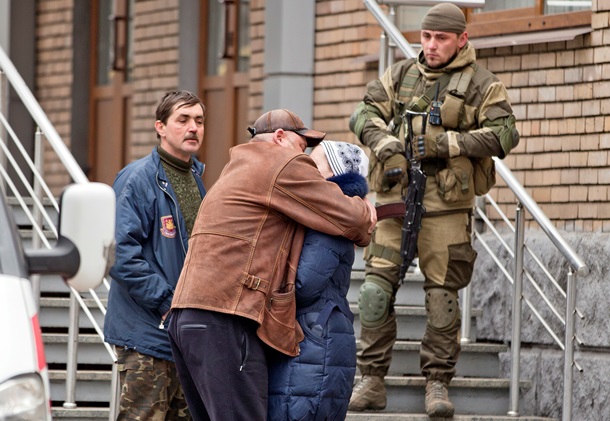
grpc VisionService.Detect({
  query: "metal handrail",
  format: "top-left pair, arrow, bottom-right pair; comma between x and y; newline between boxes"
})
0,45 -> 117,419
378,0 -> 485,6
0,48 -> 87,184
364,0 -> 418,59
494,158 -> 588,276
363,2 -> 589,420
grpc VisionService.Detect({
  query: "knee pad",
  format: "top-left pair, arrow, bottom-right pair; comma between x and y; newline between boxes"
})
358,275 -> 393,328
425,288 -> 459,331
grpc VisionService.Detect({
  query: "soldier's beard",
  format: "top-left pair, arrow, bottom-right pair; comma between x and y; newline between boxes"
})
427,50 -> 459,70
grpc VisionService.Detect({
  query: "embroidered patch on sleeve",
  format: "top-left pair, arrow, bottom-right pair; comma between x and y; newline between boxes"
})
160,215 -> 176,238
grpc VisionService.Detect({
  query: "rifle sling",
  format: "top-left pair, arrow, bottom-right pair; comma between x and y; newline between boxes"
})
411,72 -> 452,113
375,202 -> 406,220
375,202 -> 472,221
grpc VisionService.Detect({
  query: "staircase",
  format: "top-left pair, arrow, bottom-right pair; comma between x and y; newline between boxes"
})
1,6 -> 589,420
24,230 -> 557,421
344,251 -> 557,421
43,286 -> 114,420
10,200 -> 114,420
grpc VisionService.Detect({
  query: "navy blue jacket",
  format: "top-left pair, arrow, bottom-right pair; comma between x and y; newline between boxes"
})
104,147 -> 206,361
268,172 -> 368,421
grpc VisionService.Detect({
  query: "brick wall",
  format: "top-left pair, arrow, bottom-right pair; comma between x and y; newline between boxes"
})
249,0 -> 265,124
477,9 -> 610,232
36,0 -> 74,193
314,0 -> 379,142
129,0 -> 181,162
310,1 -> 610,233
31,1 -> 610,232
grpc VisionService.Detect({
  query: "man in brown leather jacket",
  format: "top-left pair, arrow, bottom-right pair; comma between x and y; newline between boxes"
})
168,109 -> 377,421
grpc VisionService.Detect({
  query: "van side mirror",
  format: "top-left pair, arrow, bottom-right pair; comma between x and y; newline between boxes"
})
25,182 -> 115,292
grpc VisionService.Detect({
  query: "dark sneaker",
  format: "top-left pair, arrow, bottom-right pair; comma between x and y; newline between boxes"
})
425,380 -> 455,418
348,375 -> 387,411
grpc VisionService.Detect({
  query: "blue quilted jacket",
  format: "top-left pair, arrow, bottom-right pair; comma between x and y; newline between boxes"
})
268,172 -> 368,421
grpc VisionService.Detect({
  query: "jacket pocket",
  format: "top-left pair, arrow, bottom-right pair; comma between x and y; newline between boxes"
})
299,313 -> 326,347
258,287 -> 304,357
472,156 -> 496,196
435,156 -> 474,203
440,93 -> 463,130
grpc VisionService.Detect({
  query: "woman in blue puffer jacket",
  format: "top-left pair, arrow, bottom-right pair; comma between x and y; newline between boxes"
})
268,140 -> 370,421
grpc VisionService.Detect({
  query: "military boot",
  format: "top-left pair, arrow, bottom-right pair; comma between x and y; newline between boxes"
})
425,380 -> 454,417
348,375 -> 387,411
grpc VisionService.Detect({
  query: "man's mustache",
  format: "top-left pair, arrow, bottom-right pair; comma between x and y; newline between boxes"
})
184,134 -> 199,140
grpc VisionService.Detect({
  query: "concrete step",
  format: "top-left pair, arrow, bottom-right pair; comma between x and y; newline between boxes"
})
51,408 -> 556,421
351,376 -> 530,416
43,332 -> 114,365
40,296 -> 106,330
358,340 -> 506,378
346,414 -> 556,421
52,407 -> 109,420
8,196 -> 58,228
351,304 -> 480,343
36,274 -> 110,296
49,369 -> 112,404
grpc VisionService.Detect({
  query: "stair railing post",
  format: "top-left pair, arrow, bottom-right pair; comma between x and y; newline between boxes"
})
460,283 -> 472,344
508,203 -> 525,416
463,196 -> 487,343
0,68 -> 8,191
562,268 -> 576,421
0,68 -> 7,194
379,31 -> 388,78
63,292 -> 80,409
460,205 -> 476,344
109,349 -> 120,421
386,4 -> 397,69
30,128 -> 44,308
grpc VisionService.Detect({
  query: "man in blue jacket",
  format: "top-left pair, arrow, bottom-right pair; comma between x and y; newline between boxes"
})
104,90 -> 206,420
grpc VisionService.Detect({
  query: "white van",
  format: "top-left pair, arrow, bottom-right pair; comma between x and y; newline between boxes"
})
0,183 -> 115,420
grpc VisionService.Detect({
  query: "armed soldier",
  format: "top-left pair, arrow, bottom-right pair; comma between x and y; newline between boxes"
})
348,3 -> 519,418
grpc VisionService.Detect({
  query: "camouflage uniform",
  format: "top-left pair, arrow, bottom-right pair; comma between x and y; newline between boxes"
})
350,43 -> 519,386
116,348 -> 191,420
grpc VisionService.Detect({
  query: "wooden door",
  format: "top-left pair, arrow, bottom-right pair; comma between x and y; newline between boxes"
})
199,0 -> 251,187
89,0 -> 134,185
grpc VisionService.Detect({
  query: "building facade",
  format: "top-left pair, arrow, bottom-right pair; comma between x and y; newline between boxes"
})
1,0 -> 608,258
1,0 -> 607,231
2,1 -> 609,418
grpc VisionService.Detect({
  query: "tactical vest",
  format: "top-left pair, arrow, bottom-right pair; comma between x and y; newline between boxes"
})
397,61 -> 496,197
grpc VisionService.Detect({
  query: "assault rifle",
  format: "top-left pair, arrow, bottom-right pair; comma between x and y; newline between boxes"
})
398,110 -> 428,280
382,109 -> 428,281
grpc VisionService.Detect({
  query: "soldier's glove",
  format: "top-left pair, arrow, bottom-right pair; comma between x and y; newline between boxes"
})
411,133 -> 439,161
382,153 -> 407,188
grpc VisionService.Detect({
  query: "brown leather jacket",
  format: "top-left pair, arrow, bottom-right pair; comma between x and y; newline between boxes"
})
171,142 -> 372,356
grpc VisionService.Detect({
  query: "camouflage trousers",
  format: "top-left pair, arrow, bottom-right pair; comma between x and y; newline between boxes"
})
116,347 -> 191,421
358,211 -> 477,385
